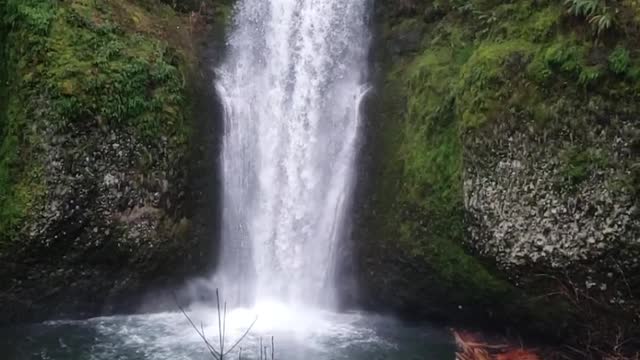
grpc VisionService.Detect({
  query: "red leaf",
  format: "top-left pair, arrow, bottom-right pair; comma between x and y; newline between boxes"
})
496,349 -> 542,360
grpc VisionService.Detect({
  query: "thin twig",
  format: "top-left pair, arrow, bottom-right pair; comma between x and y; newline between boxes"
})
200,322 -> 219,356
223,301 -> 228,356
223,316 -> 258,356
217,289 -> 224,359
173,293 -> 222,360
175,289 -> 258,360
614,261 -> 634,300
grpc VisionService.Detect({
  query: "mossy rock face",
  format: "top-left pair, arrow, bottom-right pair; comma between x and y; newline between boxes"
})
357,0 -> 640,353
0,0 -> 230,324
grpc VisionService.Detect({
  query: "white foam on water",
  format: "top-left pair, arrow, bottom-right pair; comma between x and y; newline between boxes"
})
39,3 -> 376,357
79,304 -> 393,360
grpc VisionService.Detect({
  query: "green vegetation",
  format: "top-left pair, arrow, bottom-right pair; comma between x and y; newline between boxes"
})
0,0 -> 201,245
395,36 -> 509,300
565,0 -> 615,34
162,0 -> 234,23
559,146 -> 609,186
366,0 -> 640,337
608,46 -> 631,74
368,3 -> 513,307
458,40 -> 534,128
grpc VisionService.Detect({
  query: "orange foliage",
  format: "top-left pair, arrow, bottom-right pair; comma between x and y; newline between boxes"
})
496,349 -> 541,360
454,330 -> 541,360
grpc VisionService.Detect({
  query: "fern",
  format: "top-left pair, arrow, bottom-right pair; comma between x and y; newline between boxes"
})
589,12 -> 614,34
565,0 -> 615,34
608,46 -> 630,74
566,0 -> 599,16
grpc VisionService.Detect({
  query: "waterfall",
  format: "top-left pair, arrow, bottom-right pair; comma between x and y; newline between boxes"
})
214,0 -> 370,308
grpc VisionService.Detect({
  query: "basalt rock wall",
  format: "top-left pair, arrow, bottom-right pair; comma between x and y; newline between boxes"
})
355,0 -> 640,354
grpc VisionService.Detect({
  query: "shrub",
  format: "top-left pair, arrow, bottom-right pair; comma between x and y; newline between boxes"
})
608,46 -> 631,74
564,0 -> 615,34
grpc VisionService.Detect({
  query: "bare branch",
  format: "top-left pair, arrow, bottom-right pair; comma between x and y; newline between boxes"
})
175,289 -> 259,360
223,315 -> 258,356
217,289 -> 224,359
223,301 -> 227,357
173,293 -> 222,360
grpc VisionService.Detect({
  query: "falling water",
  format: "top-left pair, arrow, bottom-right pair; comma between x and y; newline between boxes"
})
0,3 -> 458,358
215,0 -> 371,307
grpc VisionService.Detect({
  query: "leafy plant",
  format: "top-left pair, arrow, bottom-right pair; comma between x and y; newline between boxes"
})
475,10 -> 499,37
608,46 -> 631,74
559,146 -> 608,186
565,0 -> 615,34
0,0 -> 193,244
577,64 -> 604,84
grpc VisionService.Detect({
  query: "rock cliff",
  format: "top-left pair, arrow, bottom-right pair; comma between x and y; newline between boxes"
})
355,0 -> 639,354
0,0 -> 230,324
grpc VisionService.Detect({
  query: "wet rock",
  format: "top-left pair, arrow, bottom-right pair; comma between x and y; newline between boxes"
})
389,26 -> 424,55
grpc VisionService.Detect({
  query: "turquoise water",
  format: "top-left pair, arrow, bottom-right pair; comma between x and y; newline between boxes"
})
1,303 -> 456,360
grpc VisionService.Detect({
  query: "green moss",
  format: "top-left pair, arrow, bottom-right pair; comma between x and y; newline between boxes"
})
530,36 -> 609,86
158,0 -> 234,25
0,0 -> 8,135
481,2 -> 562,41
44,2 -> 189,140
403,48 -> 462,202
526,5 -> 563,40
369,0 -> 640,337
366,12 -> 514,308
559,146 -> 609,186
0,0 -> 196,244
0,0 -> 53,244
457,40 -> 534,128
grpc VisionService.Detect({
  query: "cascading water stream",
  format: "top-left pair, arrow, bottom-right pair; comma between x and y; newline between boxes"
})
214,0 -> 371,308
0,2 -> 459,358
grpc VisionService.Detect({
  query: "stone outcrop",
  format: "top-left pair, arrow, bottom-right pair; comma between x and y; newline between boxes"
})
355,0 -> 640,354
0,0 -> 230,324
465,117 -> 640,271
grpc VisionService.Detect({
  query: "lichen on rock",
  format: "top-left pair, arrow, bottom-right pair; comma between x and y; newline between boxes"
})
0,0 -> 229,323
356,0 -> 640,354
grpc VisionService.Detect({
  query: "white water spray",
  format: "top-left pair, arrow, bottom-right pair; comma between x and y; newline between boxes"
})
213,0 -> 371,308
